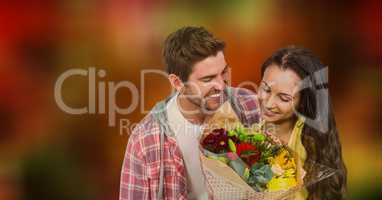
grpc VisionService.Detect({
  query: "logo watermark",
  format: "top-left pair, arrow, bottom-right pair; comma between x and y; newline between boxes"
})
54,67 -> 330,136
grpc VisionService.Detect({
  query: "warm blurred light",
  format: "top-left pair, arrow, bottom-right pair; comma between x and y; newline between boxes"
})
0,1 -> 381,200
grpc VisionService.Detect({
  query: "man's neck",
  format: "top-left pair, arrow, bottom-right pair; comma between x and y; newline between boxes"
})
176,94 -> 207,125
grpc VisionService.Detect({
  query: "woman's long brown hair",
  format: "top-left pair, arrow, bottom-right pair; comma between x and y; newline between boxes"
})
261,46 -> 347,199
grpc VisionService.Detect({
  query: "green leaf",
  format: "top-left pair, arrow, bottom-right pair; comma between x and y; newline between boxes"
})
243,167 -> 250,180
238,133 -> 247,142
227,130 -> 237,137
240,150 -> 258,157
249,163 -> 273,185
228,139 -> 237,152
253,134 -> 266,142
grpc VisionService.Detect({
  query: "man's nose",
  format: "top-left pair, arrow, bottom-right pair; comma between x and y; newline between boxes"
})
213,75 -> 226,91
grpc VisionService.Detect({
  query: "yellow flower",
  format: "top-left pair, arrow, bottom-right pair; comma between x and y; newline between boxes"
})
266,148 -> 299,191
283,168 -> 296,178
268,148 -> 296,170
267,176 -> 297,191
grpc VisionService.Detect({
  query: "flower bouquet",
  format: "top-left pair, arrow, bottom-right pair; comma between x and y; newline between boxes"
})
199,102 -> 336,200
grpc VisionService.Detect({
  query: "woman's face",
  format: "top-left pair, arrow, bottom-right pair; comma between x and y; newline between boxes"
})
258,64 -> 301,123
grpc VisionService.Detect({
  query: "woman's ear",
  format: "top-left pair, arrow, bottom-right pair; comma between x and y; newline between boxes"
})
168,74 -> 184,92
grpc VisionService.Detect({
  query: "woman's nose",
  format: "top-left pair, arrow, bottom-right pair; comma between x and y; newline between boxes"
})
264,95 -> 277,108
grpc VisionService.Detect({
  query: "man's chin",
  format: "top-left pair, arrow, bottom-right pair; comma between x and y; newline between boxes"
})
203,101 -> 224,112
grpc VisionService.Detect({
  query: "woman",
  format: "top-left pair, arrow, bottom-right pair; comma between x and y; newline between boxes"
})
258,46 -> 347,199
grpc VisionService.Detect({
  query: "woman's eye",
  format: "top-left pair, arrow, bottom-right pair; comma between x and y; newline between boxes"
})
261,86 -> 270,93
279,96 -> 291,102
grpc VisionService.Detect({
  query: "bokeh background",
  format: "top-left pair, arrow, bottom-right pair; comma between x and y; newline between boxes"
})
1,0 -> 382,199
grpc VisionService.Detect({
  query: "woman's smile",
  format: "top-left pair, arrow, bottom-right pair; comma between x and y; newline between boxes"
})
262,106 -> 279,118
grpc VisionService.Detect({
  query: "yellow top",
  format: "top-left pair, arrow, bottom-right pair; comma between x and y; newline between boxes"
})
287,117 -> 308,200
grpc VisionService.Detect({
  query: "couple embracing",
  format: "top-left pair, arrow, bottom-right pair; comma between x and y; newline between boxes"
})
120,26 -> 347,200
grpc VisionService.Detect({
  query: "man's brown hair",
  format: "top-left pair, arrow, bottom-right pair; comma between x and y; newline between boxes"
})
163,26 -> 226,82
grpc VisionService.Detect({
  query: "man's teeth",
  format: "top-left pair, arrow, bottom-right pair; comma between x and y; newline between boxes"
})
209,93 -> 221,98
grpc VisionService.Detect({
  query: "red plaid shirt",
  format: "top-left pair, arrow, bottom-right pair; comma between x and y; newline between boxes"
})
120,87 -> 260,200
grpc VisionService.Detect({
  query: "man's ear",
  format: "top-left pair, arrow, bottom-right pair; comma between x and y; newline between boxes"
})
168,74 -> 184,92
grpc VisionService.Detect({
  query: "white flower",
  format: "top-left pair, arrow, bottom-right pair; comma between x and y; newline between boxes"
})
271,164 -> 284,176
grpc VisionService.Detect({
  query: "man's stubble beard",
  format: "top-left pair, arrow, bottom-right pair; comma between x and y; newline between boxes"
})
181,89 -> 220,114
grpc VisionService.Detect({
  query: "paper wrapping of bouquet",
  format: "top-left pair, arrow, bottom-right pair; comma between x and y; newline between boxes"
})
200,153 -> 303,200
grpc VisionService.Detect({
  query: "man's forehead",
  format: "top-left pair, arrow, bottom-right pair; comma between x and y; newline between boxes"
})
191,51 -> 226,78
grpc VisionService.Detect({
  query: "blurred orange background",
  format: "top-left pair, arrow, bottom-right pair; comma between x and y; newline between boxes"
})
1,1 -> 381,199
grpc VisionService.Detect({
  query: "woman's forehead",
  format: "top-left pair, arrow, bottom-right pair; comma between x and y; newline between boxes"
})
263,64 -> 302,94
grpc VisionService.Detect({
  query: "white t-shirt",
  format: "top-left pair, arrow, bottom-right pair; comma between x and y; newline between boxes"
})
166,94 -> 208,200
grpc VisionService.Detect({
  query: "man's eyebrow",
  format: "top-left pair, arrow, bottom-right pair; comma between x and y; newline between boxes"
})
198,65 -> 229,80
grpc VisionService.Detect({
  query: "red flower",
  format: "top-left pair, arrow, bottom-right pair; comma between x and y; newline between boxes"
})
236,142 -> 261,166
201,128 -> 228,153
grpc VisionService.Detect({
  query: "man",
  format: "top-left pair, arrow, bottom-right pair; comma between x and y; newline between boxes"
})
120,26 -> 260,200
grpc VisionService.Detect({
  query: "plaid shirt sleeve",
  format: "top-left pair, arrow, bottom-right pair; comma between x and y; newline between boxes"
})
233,87 -> 261,125
120,128 -> 150,200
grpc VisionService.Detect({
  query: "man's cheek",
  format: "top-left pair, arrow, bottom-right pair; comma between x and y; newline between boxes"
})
199,88 -> 209,98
